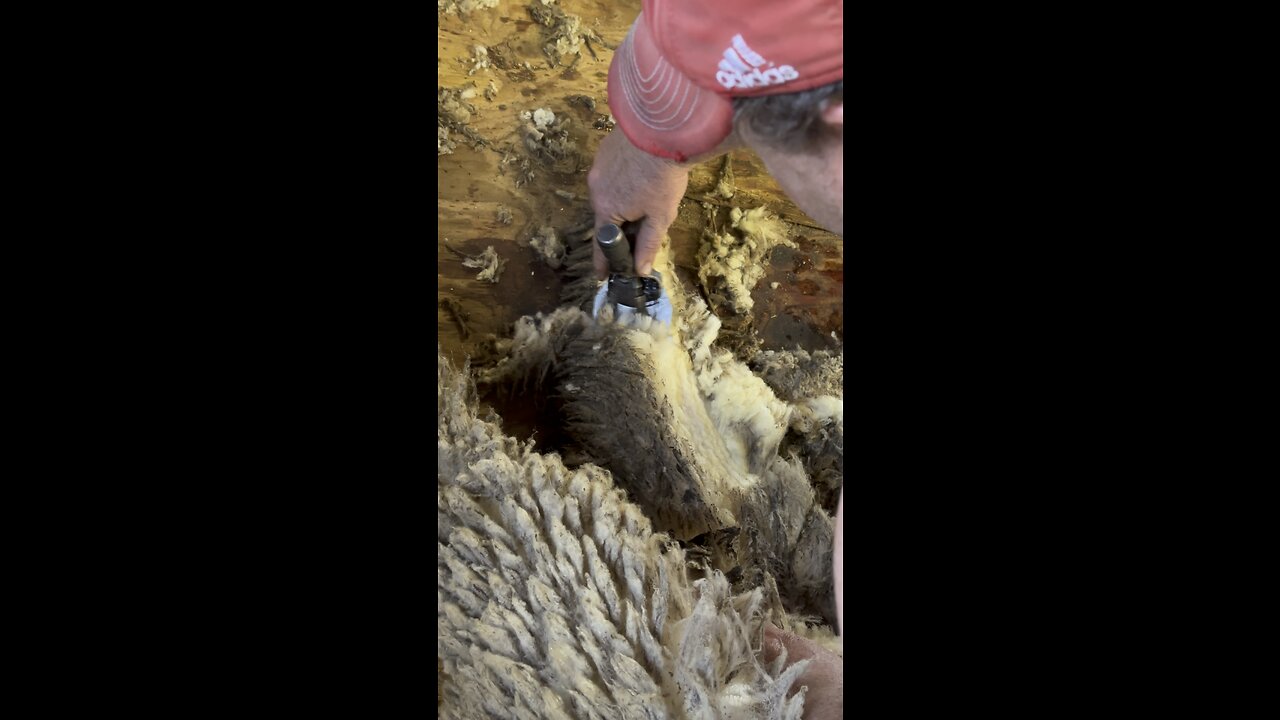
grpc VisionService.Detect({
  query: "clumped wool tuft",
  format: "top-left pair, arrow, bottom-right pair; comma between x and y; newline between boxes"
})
697,206 -> 797,316
530,225 -> 566,268
520,107 -> 582,175
439,349 -> 813,719
527,0 -> 610,66
438,0 -> 499,16
439,87 -> 487,153
751,349 -> 844,514
468,44 -> 491,76
463,245 -> 506,284
750,349 -> 843,403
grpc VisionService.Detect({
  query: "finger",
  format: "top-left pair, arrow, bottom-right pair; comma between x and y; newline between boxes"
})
762,625 -> 787,663
763,625 -> 820,663
633,217 -> 667,277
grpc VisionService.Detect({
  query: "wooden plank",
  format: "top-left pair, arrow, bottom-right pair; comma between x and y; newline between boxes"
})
438,0 -> 842,365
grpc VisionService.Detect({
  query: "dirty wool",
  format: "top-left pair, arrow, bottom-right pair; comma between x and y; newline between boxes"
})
439,350 -> 816,719
475,229 -> 844,626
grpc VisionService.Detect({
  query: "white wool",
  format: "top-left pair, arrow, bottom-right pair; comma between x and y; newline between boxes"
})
461,245 -> 505,283
468,45 -> 490,76
532,108 -> 556,129
698,206 -> 796,314
530,225 -> 565,268
622,320 -> 756,509
439,0 -> 499,15
790,395 -> 844,434
676,297 -> 792,474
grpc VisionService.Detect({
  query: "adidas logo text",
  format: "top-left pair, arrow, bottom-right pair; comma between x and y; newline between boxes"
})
714,34 -> 799,90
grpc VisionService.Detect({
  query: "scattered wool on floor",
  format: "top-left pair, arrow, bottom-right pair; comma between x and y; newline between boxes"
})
530,225 -> 566,269
697,206 -> 797,316
462,245 -> 506,284
438,0 -> 499,16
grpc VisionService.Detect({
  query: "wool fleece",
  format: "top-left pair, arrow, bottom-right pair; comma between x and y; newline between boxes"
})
476,226 -> 842,626
439,350 -> 815,719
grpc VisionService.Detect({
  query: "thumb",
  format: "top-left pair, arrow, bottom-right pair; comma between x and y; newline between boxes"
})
633,217 -> 667,277
763,624 -> 821,664
762,626 -> 787,664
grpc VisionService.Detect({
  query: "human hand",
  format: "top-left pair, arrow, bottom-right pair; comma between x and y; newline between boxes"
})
763,624 -> 843,719
587,130 -> 690,279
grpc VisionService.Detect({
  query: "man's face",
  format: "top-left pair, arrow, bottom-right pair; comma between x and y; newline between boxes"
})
740,101 -> 843,237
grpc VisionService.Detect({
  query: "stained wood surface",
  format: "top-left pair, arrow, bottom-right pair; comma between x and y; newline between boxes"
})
437,0 -> 842,365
